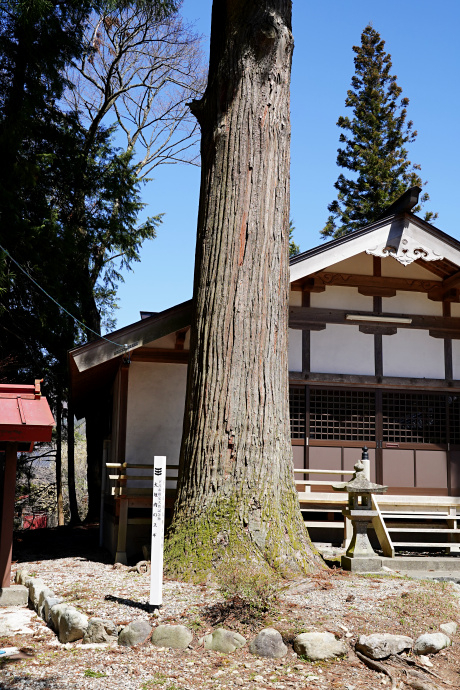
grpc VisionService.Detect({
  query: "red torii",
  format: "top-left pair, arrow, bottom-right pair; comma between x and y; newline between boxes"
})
0,380 -> 55,591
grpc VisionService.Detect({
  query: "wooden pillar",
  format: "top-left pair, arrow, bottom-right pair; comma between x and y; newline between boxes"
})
115,497 -> 129,565
0,443 -> 18,588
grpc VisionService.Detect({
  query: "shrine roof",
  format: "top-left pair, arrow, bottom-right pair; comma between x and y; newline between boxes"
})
0,381 -> 55,447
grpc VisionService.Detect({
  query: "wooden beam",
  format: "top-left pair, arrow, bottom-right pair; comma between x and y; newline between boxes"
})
174,328 -> 189,351
289,306 -> 460,334
0,443 -> 18,588
358,287 -> 397,298
292,272 -> 441,294
131,347 -> 189,364
443,270 -> 460,290
359,325 -> 397,336
289,371 -> 460,391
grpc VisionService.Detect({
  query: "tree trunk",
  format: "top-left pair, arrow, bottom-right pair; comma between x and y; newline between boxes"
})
85,401 -> 104,523
55,397 -> 65,526
67,402 -> 81,525
165,0 -> 323,579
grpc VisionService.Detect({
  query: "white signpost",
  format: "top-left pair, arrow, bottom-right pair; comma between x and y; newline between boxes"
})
149,455 -> 166,608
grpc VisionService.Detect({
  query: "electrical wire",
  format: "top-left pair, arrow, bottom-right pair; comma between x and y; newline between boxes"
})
0,243 -> 126,349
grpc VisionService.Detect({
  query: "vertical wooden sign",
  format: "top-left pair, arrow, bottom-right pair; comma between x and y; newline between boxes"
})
149,455 -> 166,607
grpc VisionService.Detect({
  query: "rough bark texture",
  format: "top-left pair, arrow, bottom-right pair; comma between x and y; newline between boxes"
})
165,0 -> 323,579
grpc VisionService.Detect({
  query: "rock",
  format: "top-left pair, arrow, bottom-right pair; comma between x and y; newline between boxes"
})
356,633 -> 413,660
37,587 -> 55,617
201,628 -> 246,654
58,607 -> 88,644
118,620 -> 152,647
15,570 -> 29,586
83,618 -> 118,644
0,607 -> 35,635
50,603 -> 70,631
0,585 -> 28,607
28,578 -> 47,610
414,633 -> 451,655
43,596 -> 63,626
418,655 -> 433,667
440,622 -> 457,637
249,628 -> 287,658
151,624 -> 193,649
293,632 -> 347,661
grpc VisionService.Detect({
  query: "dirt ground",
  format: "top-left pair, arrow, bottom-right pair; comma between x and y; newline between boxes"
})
2,526 -> 460,690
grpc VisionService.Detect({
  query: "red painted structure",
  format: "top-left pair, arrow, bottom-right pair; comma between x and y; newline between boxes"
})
0,380 -> 54,588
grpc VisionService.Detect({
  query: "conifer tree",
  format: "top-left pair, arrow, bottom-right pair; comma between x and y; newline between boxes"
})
322,24 -> 436,239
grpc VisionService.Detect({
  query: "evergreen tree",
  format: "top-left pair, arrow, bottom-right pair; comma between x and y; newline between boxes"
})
322,24 -> 436,240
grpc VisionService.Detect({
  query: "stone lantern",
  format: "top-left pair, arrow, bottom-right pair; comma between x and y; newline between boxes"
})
333,447 -> 388,572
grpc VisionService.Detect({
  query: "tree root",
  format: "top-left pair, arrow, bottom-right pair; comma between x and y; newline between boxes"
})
355,650 -> 398,689
390,655 -> 452,686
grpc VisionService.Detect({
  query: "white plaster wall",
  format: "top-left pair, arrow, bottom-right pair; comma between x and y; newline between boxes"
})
311,285 -> 372,310
289,290 -> 302,306
383,330 -> 444,379
326,253 -> 373,276
125,362 -> 187,471
453,341 -> 460,380
451,303 -> 460,318
382,290 -> 442,316
381,257 -> 441,280
310,325 -> 374,375
288,328 -> 302,371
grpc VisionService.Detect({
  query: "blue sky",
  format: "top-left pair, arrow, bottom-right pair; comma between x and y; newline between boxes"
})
113,0 -> 460,331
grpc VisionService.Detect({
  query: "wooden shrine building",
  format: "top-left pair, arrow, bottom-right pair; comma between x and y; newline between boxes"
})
69,188 -> 460,561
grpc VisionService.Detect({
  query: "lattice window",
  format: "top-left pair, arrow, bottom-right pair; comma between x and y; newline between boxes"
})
448,395 -> 460,445
309,389 -> 376,441
382,392 -> 447,444
289,386 -> 306,439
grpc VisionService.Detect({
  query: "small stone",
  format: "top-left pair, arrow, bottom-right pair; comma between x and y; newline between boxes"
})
249,629 -> 288,659
440,622 -> 457,637
356,633 -> 413,660
83,618 -> 118,644
14,570 -> 29,586
37,587 -> 54,617
253,675 -> 265,682
202,628 -> 246,654
58,607 -> 88,643
413,633 -> 451,655
118,619 -> 152,647
293,632 -> 347,661
418,655 -> 433,667
151,624 -> 193,649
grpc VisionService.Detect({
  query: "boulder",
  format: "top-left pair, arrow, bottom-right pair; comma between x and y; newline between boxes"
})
15,569 -> 29,586
293,632 -> 347,661
414,633 -> 451,655
440,622 -> 457,637
83,618 -> 118,644
50,603 -> 71,631
43,596 -> 63,626
28,578 -> 47,610
249,628 -> 287,659
58,607 -> 88,644
118,620 -> 152,647
356,633 -> 413,660
202,628 -> 246,654
37,587 -> 55,618
151,624 -> 193,649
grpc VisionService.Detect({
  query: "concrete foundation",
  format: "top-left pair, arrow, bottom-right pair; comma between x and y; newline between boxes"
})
0,585 -> 28,607
341,555 -> 383,572
381,557 -> 460,572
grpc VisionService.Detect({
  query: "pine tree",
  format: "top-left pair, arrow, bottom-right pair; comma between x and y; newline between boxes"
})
322,24 -> 436,240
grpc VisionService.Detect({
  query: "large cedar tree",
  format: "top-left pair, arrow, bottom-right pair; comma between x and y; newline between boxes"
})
322,25 -> 436,239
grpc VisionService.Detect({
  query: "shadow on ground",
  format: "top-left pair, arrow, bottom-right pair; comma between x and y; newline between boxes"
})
12,524 -> 111,565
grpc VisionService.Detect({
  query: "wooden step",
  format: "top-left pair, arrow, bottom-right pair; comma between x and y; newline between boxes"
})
393,542 -> 460,548
388,528 -> 460,534
304,521 -> 345,529
382,512 -> 457,520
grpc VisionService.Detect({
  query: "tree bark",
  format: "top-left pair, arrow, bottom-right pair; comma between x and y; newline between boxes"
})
165,0 -> 323,579
67,402 -> 81,525
55,397 -> 65,526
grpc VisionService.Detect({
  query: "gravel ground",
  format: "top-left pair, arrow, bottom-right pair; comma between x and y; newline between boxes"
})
2,526 -> 460,690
